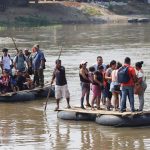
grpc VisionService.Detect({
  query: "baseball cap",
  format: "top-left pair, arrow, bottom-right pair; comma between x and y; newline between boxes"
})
80,60 -> 87,65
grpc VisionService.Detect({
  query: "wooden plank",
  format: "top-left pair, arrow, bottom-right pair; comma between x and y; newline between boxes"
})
58,107 -> 150,117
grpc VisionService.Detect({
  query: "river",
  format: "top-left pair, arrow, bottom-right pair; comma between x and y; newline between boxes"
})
0,23 -> 150,150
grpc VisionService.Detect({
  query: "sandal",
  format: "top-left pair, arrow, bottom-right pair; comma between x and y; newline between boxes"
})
97,107 -> 102,110
86,104 -> 91,107
81,106 -> 86,109
66,105 -> 71,109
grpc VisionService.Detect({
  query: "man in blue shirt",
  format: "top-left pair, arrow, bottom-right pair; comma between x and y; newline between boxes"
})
32,44 -> 46,88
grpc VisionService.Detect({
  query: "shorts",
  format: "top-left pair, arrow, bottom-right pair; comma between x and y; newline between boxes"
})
80,82 -> 90,94
110,81 -> 120,93
92,84 -> 101,97
103,82 -> 112,99
55,84 -> 70,99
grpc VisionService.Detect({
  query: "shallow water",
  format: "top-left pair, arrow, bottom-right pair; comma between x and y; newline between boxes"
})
0,23 -> 150,150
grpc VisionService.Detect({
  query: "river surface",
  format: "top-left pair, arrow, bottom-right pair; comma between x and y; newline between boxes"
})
0,23 -> 150,150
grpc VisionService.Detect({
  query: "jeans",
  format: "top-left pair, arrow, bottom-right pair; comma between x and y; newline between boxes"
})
138,81 -> 147,111
120,86 -> 135,112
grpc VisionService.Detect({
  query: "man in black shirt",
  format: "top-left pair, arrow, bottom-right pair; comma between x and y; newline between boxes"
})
51,59 -> 71,111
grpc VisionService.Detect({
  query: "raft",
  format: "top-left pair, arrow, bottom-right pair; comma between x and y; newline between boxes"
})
0,84 -> 55,102
57,107 -> 150,127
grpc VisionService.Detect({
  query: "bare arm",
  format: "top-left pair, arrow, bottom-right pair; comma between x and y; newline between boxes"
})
105,69 -> 112,81
94,74 -> 102,86
50,70 -> 56,85
13,62 -> 17,70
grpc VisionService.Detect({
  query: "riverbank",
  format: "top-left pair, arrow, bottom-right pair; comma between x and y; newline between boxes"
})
0,1 -> 150,26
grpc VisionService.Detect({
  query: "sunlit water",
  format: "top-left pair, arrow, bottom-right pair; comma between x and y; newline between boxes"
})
0,23 -> 150,150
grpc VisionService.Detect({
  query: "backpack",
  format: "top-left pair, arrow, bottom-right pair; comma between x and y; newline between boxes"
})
117,66 -> 130,83
16,55 -> 26,63
1,54 -> 13,69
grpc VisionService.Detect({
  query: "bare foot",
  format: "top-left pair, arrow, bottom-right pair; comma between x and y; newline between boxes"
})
91,107 -> 95,111
54,107 -> 59,111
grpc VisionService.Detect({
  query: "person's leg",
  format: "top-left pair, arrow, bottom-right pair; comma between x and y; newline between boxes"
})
138,91 -> 144,111
120,86 -> 127,112
116,93 -> 119,109
66,97 -> 71,108
38,69 -> 44,87
128,86 -> 135,112
63,84 -> 71,108
105,84 -> 110,110
55,99 -> 60,111
80,82 -> 86,109
112,92 -> 117,111
96,96 -> 101,109
85,85 -> 91,107
91,96 -> 96,110
34,70 -> 39,86
55,85 -> 61,110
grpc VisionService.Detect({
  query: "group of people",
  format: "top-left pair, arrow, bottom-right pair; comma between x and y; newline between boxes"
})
79,56 -> 147,112
49,55 -> 147,113
0,45 -> 147,113
0,44 -> 46,94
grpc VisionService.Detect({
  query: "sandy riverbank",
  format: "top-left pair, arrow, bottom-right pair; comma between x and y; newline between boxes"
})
0,1 -> 150,26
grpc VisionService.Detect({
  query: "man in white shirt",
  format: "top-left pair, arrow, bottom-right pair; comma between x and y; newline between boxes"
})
0,48 -> 13,74
93,56 -> 106,71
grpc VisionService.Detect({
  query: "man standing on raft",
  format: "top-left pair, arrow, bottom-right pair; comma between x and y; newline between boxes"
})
51,59 -> 71,111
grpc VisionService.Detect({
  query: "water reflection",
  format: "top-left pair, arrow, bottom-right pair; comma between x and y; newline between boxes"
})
48,119 -> 150,150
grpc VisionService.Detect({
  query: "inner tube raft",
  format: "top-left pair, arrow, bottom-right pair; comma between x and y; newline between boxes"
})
0,84 -> 55,102
95,114 -> 150,127
57,111 -> 96,121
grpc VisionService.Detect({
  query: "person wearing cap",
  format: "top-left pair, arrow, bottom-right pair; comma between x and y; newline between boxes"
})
79,60 -> 91,109
0,48 -> 13,74
50,59 -> 71,111
32,44 -> 46,88
13,49 -> 27,72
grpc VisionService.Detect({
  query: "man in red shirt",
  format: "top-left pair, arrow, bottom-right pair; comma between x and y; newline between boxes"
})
120,57 -> 137,112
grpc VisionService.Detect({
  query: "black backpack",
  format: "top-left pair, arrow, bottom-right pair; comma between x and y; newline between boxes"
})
118,66 -> 130,83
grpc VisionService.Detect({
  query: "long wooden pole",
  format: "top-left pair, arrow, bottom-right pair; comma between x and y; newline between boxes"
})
44,46 -> 63,111
10,37 -> 19,53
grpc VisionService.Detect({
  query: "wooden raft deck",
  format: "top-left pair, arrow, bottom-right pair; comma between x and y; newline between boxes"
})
58,107 -> 150,117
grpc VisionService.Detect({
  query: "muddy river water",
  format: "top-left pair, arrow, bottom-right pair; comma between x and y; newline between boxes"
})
0,23 -> 150,150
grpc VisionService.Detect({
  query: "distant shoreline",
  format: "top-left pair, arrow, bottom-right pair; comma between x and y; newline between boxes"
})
0,1 -> 150,27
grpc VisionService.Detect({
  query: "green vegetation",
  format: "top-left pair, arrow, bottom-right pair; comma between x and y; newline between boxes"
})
0,15 -> 50,27
14,15 -> 50,26
82,6 -> 102,16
